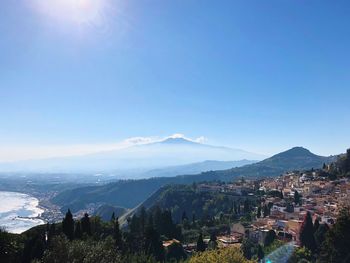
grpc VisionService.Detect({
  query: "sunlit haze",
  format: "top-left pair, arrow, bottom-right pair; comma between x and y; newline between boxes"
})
29,0 -> 111,26
1,0 -> 350,162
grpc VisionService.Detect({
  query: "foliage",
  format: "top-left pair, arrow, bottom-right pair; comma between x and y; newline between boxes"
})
0,228 -> 22,263
288,247 -> 312,263
319,208 -> 350,262
165,242 -> 187,262
313,223 -> 329,249
263,239 -> 285,256
41,235 -> 122,263
294,190 -> 301,205
264,230 -> 276,247
189,247 -> 254,263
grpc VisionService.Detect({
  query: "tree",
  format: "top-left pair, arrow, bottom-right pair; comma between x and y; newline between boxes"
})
286,202 -> 294,213
140,206 -> 147,235
166,242 -> 187,262
196,233 -> 205,252
313,218 -> 320,233
294,190 -> 300,205
322,163 -> 327,170
257,206 -> 261,218
62,209 -> 74,240
192,213 -> 196,225
314,223 -> 329,249
257,244 -> 264,260
243,199 -> 250,214
264,230 -> 276,247
320,208 -> 350,262
263,204 -> 269,218
208,233 -> 218,250
144,223 -> 164,262
343,149 -> 350,176
241,238 -> 254,260
47,223 -> 56,243
182,211 -> 190,229
113,217 -> 123,250
299,211 -> 316,252
111,212 -> 115,222
81,213 -> 91,236
74,221 -> 82,239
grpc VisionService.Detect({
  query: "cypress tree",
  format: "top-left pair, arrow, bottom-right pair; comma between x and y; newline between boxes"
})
113,217 -> 123,250
313,218 -> 320,233
196,233 -> 205,252
263,204 -> 269,218
300,211 -> 316,252
139,206 -> 147,235
208,232 -> 218,250
144,222 -> 164,261
62,209 -> 74,240
74,221 -> 82,239
111,212 -> 115,222
294,190 -> 300,205
257,206 -> 262,218
314,223 -> 329,248
81,213 -> 91,236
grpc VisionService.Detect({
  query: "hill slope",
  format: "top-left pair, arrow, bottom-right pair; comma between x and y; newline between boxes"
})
52,147 -> 334,212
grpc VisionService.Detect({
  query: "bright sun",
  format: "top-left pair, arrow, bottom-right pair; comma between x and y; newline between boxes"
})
30,0 -> 109,26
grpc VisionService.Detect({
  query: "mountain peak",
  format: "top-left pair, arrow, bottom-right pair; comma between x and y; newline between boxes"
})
159,137 -> 199,145
280,147 -> 314,156
265,147 -> 321,162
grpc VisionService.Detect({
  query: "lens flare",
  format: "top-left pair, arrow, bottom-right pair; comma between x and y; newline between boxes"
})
29,0 -> 110,26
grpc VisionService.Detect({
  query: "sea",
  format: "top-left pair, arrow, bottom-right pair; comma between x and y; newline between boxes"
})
0,191 -> 45,234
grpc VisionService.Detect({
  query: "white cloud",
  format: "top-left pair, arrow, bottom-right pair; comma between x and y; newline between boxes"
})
0,134 -> 207,162
165,133 -> 207,144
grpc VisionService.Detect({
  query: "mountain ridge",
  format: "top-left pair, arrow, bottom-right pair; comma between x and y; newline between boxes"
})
0,138 -> 265,173
52,147 -> 336,212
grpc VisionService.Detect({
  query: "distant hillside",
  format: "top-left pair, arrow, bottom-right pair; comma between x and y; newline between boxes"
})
141,159 -> 257,178
93,205 -> 128,221
52,147 -> 335,212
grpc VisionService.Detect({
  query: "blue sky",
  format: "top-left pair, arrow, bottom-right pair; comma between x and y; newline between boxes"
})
0,0 -> 349,160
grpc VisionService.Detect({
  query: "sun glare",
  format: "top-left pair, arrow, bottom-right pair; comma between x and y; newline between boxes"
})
30,0 -> 110,26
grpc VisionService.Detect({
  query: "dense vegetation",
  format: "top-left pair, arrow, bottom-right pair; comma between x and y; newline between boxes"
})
189,247 -> 254,263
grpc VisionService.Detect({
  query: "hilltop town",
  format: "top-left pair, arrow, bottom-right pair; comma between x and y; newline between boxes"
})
186,168 -> 350,251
